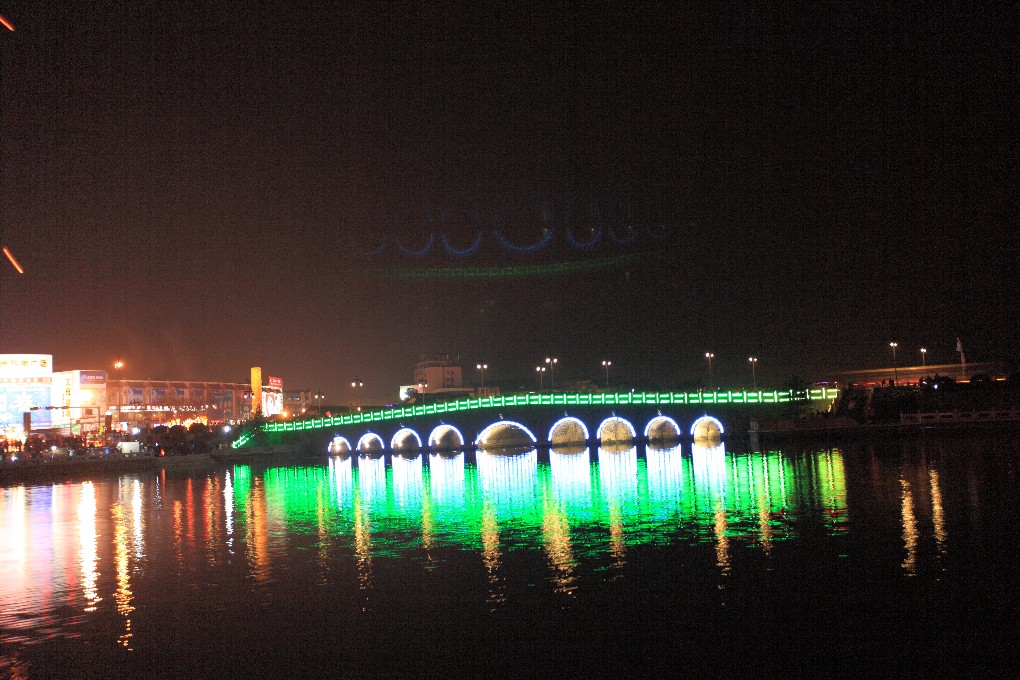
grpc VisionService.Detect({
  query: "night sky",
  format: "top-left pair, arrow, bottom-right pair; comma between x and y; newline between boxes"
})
1,2 -> 1015,402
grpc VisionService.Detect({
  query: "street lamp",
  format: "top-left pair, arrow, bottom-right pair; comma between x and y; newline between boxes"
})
351,379 -> 363,411
536,366 -> 546,390
889,342 -> 898,384
314,391 -> 326,415
476,363 -> 488,389
749,357 -> 758,390
113,360 -> 125,432
920,348 -> 927,367
545,357 -> 558,389
705,352 -> 715,387
602,360 -> 612,389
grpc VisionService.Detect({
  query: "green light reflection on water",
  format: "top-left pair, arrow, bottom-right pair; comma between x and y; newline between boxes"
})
233,447 -> 848,565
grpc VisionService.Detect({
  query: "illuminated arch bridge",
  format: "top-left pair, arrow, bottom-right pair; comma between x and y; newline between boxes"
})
232,388 -> 836,453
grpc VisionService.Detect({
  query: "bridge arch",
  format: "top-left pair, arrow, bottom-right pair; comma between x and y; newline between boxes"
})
644,415 -> 682,448
547,416 -> 589,448
690,415 -> 725,441
429,424 -> 466,451
356,432 -> 385,453
476,420 -> 537,451
390,427 -> 423,453
596,416 -> 637,445
329,435 -> 353,455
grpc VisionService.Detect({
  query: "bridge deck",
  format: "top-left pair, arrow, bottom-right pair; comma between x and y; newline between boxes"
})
233,388 -> 838,449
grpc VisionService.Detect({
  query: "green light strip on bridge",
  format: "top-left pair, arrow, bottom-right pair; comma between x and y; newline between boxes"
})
233,388 -> 838,446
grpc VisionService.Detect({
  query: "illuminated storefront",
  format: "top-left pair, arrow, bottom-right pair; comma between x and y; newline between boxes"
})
0,354 -> 55,433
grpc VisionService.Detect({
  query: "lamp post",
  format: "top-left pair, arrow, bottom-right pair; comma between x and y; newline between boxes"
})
536,366 -> 546,390
113,360 -> 124,433
705,352 -> 715,387
351,379 -> 363,411
889,342 -> 898,384
545,357 -> 558,389
920,348 -> 927,367
476,363 -> 488,389
314,391 -> 325,415
602,360 -> 612,389
749,357 -> 758,390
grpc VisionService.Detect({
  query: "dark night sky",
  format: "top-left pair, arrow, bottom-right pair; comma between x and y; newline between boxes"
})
0,1 -> 1016,402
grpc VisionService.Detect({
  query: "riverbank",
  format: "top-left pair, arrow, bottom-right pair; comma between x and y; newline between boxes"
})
0,452 -> 218,486
752,408 -> 1020,441
0,444 -> 325,487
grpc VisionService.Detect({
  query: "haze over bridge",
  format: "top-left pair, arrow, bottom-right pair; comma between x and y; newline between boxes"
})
232,388 -> 838,454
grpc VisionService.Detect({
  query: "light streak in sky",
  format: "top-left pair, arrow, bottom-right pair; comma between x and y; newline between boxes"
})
0,14 -> 15,31
3,247 -> 24,274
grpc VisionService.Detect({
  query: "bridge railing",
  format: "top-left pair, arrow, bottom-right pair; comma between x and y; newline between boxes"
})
231,388 -> 838,448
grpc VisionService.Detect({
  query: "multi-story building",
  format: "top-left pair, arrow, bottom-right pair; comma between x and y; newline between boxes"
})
106,378 -> 254,432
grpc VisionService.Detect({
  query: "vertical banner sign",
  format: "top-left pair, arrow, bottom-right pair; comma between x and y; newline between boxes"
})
250,367 -> 262,416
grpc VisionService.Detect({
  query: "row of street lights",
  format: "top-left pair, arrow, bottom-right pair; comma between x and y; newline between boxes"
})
888,343 -> 931,383
705,353 -> 760,389
479,358 -> 619,390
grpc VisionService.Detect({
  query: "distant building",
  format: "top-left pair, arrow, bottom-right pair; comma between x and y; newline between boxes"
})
0,352 -> 289,438
407,354 -> 481,401
107,378 -> 254,431
413,354 -> 463,390
284,388 -> 313,413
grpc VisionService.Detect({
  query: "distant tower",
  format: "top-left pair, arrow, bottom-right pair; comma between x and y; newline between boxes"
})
250,367 -> 262,415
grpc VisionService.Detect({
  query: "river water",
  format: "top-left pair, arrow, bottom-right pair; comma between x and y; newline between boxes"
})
1,436 -> 1017,678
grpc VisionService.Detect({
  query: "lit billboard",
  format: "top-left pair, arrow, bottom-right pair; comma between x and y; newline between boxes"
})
0,354 -> 53,378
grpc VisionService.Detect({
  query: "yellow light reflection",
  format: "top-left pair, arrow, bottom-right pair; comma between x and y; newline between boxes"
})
421,490 -> 435,557
608,503 -> 626,575
900,478 -> 918,576
112,502 -> 134,650
248,479 -> 270,583
353,489 -> 373,604
714,500 -> 731,577
480,501 -> 504,609
541,497 -> 577,596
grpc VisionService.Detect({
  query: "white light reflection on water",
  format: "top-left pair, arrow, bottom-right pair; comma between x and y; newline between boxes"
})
692,442 -> 730,576
391,453 -> 424,517
224,470 -> 234,556
543,450 -> 587,595
645,445 -> 685,513
428,451 -> 465,509
597,446 -> 638,572
548,448 -> 593,517
476,448 -> 539,521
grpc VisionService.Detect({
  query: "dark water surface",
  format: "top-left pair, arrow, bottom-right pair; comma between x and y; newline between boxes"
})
1,436 -> 1018,678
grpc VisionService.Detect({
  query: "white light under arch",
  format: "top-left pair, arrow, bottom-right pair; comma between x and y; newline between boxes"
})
690,415 -> 725,437
329,435 -> 352,455
475,420 -> 538,448
429,424 -> 466,449
547,416 -> 590,445
390,427 -> 423,451
356,432 -> 385,452
644,415 -> 682,440
596,416 -> 637,443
